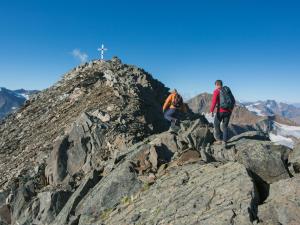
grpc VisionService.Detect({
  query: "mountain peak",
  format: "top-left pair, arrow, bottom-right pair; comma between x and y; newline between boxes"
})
0,57 -> 170,191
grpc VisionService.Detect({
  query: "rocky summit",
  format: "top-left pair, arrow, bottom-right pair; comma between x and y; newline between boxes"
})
0,58 -> 300,225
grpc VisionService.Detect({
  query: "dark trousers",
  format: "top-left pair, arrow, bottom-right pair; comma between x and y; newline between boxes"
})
164,108 -> 178,122
214,112 -> 231,142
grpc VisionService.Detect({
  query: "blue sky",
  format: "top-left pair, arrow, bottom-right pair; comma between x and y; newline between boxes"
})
0,0 -> 300,102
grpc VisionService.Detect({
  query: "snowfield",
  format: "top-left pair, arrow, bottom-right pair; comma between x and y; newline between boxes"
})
273,122 -> 300,139
245,104 -> 266,116
269,133 -> 294,149
19,93 -> 30,100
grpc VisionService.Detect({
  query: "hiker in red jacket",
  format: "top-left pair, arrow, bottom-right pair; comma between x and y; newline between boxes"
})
210,80 -> 235,146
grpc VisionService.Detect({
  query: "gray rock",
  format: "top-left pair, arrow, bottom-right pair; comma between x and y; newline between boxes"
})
205,132 -> 290,184
101,162 -> 259,225
228,131 -> 270,143
0,191 -> 10,225
258,175 -> 300,225
235,140 -> 290,184
149,118 -> 214,155
177,119 -> 215,150
31,190 -> 71,225
50,170 -> 101,225
290,141 -> 300,173
90,109 -> 110,122
75,161 -> 142,223
11,180 -> 36,225
45,113 -> 108,185
0,205 -> 10,225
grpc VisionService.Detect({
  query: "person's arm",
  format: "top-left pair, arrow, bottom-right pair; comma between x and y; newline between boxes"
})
163,94 -> 172,112
210,90 -> 218,113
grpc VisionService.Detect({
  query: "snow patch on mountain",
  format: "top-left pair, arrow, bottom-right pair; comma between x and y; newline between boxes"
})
268,122 -> 300,148
245,104 -> 265,116
204,113 -> 214,123
18,93 -> 29,100
269,133 -> 294,149
273,122 -> 300,139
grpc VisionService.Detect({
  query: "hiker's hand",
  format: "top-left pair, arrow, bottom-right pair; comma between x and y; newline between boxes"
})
211,112 -> 214,117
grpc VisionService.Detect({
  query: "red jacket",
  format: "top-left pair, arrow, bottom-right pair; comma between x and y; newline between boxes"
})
210,88 -> 232,113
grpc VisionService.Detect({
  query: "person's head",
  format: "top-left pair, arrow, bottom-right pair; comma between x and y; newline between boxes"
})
215,80 -> 223,89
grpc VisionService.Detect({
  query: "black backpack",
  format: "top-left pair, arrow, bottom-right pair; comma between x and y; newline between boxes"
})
172,94 -> 183,108
219,86 -> 235,110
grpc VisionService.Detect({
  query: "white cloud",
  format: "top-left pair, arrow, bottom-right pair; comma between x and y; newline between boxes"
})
71,49 -> 88,63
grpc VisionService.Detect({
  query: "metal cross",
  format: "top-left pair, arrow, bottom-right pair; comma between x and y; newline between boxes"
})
97,44 -> 108,61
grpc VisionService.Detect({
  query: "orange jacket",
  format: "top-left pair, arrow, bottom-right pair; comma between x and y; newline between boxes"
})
163,93 -> 187,112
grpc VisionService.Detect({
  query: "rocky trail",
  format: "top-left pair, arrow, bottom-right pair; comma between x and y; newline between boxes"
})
0,58 -> 299,225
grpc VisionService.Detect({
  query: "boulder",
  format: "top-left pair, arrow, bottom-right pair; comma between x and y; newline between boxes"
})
148,118 -> 214,155
176,149 -> 201,165
99,162 -> 259,225
177,119 -> 214,151
0,191 -> 10,225
45,113 -> 108,185
235,140 -> 290,184
50,170 -> 102,225
74,161 -> 142,223
289,141 -> 300,174
258,176 -> 300,225
149,132 -> 180,153
31,190 -> 71,225
205,131 -> 290,184
10,180 -> 36,225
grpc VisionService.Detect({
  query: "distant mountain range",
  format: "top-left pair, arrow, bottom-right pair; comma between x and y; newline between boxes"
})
292,103 -> 300,108
187,93 -> 300,148
0,87 -> 39,119
243,100 -> 300,125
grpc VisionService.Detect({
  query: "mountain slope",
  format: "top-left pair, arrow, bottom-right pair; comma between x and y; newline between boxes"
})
0,58 -> 299,225
0,57 -> 169,191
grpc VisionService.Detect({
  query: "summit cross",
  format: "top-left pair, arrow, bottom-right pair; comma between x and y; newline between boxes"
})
97,44 -> 108,61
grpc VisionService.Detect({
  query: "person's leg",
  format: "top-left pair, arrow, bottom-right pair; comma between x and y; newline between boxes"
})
214,112 -> 222,141
221,112 -> 231,142
164,109 -> 176,122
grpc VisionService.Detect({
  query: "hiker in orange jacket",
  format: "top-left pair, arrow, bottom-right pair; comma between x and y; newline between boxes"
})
163,89 -> 187,129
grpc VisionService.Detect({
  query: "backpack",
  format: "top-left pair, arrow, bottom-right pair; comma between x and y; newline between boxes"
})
172,94 -> 183,108
219,86 -> 235,110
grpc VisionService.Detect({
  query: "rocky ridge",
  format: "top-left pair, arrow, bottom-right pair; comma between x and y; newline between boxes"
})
0,58 -> 299,225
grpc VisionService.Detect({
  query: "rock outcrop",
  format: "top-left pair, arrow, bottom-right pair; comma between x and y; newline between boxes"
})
289,141 -> 300,174
0,58 -> 299,225
203,131 -> 291,184
258,175 -> 300,225
92,162 -> 259,225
